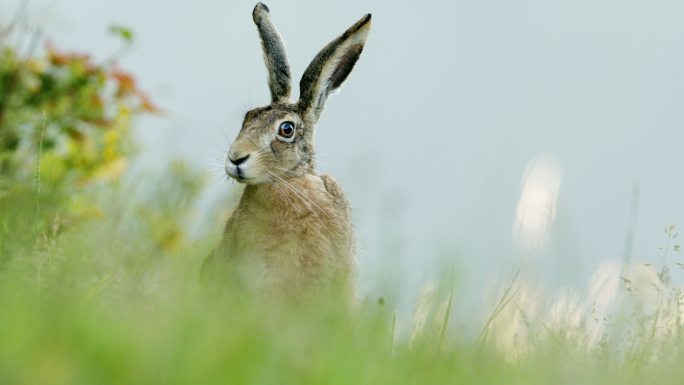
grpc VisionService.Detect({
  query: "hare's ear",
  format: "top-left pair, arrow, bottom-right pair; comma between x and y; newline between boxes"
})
253,3 -> 291,103
298,14 -> 371,123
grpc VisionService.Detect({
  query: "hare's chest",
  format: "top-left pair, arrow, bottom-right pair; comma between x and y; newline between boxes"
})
230,211 -> 338,284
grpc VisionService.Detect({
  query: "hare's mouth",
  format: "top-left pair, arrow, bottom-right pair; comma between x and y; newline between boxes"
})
227,169 -> 249,183
225,163 -> 250,182
229,170 -> 258,184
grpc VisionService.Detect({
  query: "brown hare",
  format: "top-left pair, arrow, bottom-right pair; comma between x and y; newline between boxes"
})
203,3 -> 371,302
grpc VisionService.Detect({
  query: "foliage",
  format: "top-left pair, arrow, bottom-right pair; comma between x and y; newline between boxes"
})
0,27 -> 156,187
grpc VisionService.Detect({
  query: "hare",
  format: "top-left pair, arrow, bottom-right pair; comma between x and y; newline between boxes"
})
202,3 -> 371,302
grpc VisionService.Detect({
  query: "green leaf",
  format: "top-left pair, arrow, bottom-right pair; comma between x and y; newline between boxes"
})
109,25 -> 134,43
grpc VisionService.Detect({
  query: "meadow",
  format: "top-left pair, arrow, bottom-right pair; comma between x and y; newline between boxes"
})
2,164 -> 684,384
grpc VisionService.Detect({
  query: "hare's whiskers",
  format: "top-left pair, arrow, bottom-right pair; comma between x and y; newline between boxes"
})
267,171 -> 327,221
267,172 -> 317,216
269,172 -> 331,220
272,166 -> 306,177
269,178 -> 300,214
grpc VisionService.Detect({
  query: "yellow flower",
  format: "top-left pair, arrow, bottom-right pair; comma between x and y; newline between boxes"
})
95,158 -> 127,181
103,129 -> 121,162
26,58 -> 48,73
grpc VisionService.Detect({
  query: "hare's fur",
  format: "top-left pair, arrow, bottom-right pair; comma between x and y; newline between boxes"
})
203,3 -> 370,300
214,175 -> 353,297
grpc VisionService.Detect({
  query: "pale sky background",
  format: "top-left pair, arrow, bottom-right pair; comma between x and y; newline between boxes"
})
4,0 -> 684,312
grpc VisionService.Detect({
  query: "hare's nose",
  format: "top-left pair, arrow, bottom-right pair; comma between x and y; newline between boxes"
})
229,154 -> 250,166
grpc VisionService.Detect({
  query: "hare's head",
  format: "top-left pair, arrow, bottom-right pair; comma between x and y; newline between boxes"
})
225,3 -> 371,184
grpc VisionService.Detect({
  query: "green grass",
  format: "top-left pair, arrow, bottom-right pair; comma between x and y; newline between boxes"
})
1,170 -> 683,385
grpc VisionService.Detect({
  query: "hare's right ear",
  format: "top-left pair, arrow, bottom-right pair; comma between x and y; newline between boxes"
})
253,3 -> 291,103
298,14 -> 371,123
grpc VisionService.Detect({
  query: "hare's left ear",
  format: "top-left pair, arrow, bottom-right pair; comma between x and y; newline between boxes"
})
298,14 -> 371,123
253,3 -> 291,103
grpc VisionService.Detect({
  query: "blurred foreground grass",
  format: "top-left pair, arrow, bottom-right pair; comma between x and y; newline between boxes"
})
1,170 -> 684,385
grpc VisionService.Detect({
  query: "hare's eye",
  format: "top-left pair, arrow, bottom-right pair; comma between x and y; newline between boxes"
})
277,121 -> 296,141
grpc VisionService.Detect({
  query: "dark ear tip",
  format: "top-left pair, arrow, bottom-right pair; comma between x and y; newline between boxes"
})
351,13 -> 372,32
253,3 -> 270,22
